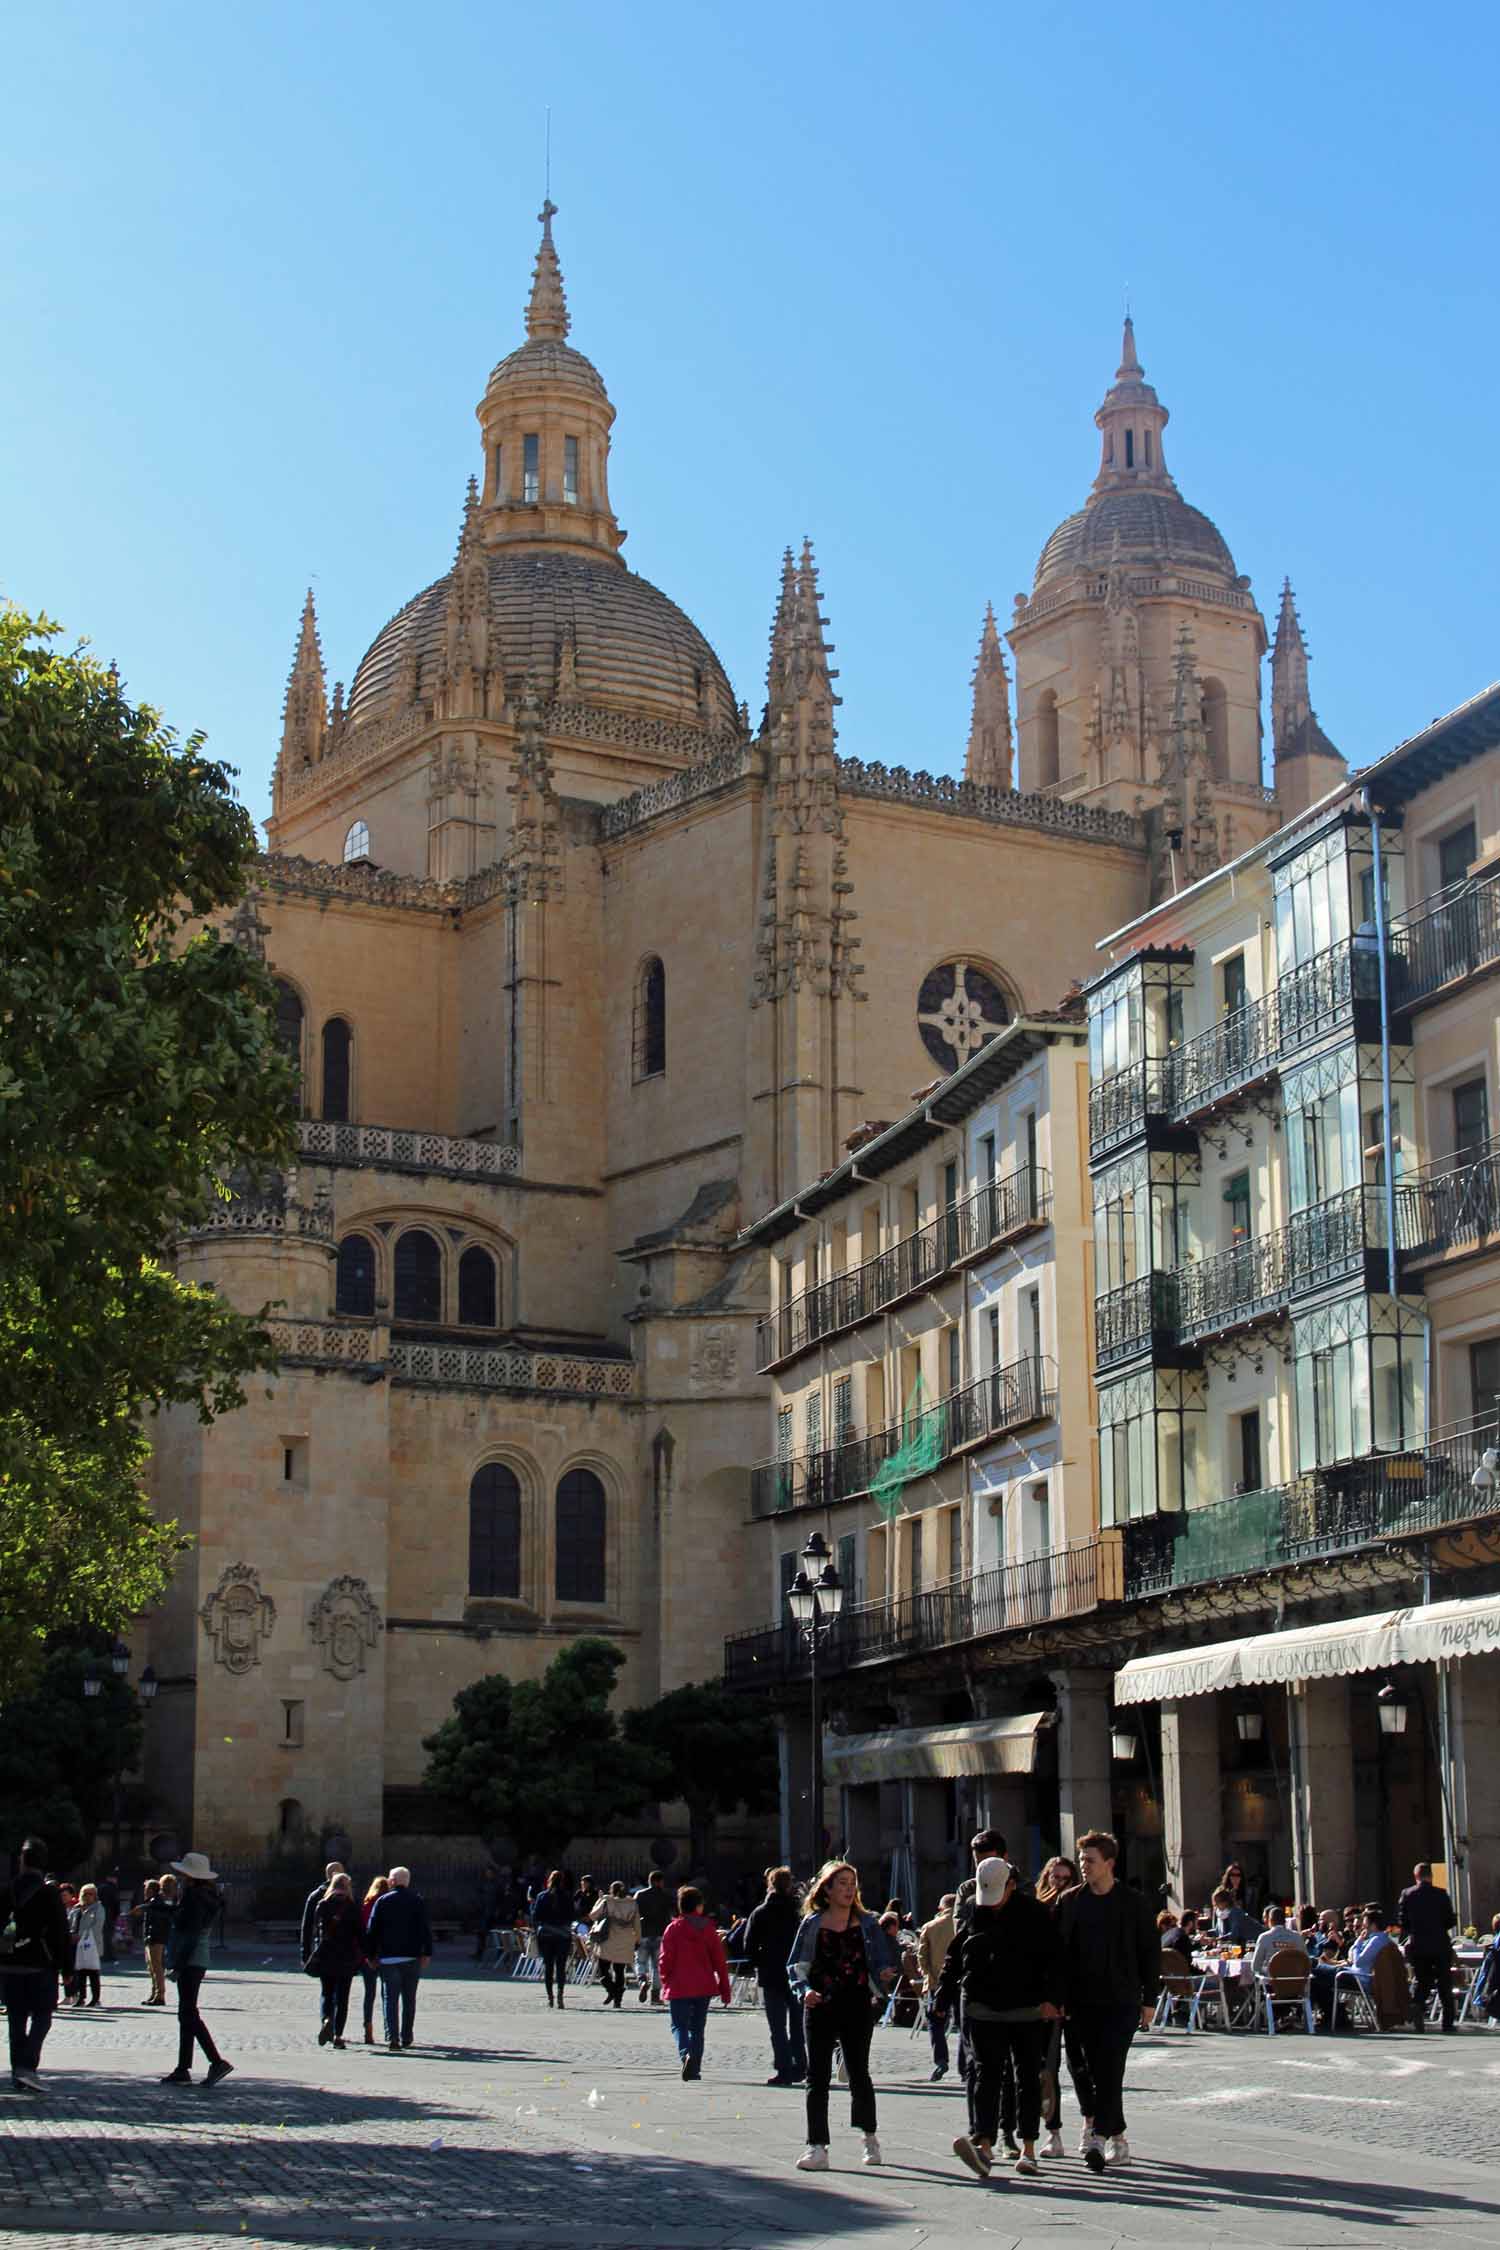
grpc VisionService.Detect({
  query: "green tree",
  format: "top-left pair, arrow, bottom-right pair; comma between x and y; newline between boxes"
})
623,1680 -> 780,1870
0,606 -> 297,1695
0,1636 -> 144,1873
423,1638 -> 659,1864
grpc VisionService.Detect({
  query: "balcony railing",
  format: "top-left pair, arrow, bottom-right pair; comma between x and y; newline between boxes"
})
1123,1416 -> 1500,1599
723,1538 -> 1101,1689
1175,1227 -> 1289,1343
1398,1141 -> 1500,1261
749,1355 -> 1056,1519
1395,870 -> 1500,1008
755,1166 -> 1051,1370
1275,934 -> 1381,1057
1094,1269 -> 1179,1368
1088,1059 -> 1171,1156
1167,989 -> 1280,1121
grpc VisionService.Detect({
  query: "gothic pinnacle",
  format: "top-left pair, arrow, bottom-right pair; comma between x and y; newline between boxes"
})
965,602 -> 1013,789
525,198 -> 570,342
1117,313 -> 1142,379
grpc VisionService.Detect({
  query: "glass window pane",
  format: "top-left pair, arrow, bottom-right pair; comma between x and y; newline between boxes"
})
469,1463 -> 521,1599
458,1247 -> 497,1328
556,1468 -> 606,1603
393,1229 -> 442,1323
335,1234 -> 375,1318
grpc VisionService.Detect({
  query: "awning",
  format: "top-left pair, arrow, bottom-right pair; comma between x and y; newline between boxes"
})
824,1712 -> 1051,1786
1115,1591 -> 1500,1707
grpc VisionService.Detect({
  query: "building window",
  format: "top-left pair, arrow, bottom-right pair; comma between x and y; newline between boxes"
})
1294,1293 -> 1426,1471
1236,1408 -> 1263,1493
274,981 -> 304,1099
393,1228 -> 442,1323
555,1468 -> 606,1603
1224,1170 -> 1251,1246
908,1515 -> 924,1596
523,432 -> 540,504
1438,820 -> 1477,892
1124,429 -> 1135,468
563,435 -> 579,504
946,1325 -> 961,1394
987,1304 -> 1001,1371
837,1531 -> 858,1600
1024,1478 -> 1050,1558
1025,1285 -> 1042,1366
458,1246 -> 498,1328
805,1389 -> 822,1456
1452,1077 -> 1490,1164
342,820 -> 370,864
281,1438 -> 308,1489
1471,1338 -> 1500,1431
281,1700 -> 304,1748
279,1798 -> 304,1837
1143,429 -> 1153,467
491,442 -> 503,500
633,957 -> 666,1080
947,1506 -> 963,1580
833,1376 -> 853,1446
336,1233 -> 376,1317
321,1017 -> 352,1123
469,1462 -> 522,1599
1037,691 -> 1060,788
779,1549 -> 798,1604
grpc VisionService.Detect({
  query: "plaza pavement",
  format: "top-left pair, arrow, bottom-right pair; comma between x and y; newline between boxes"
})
2,1949 -> 1499,2250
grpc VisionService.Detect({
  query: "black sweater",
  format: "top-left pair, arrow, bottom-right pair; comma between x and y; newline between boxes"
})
934,1895 -> 1064,2018
1056,1879 -> 1161,2011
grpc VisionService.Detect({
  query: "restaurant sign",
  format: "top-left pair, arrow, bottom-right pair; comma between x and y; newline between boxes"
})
1115,1591 -> 1500,1707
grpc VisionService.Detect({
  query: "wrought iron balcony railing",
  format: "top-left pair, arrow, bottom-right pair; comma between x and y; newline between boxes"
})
1395,869 -> 1500,1008
1397,1141 -> 1500,1261
723,1538 -> 1101,1689
1166,989 -> 1280,1121
1087,1058 -> 1171,1157
1275,933 -> 1383,1059
755,1166 -> 1052,1370
1094,1269 -> 1180,1368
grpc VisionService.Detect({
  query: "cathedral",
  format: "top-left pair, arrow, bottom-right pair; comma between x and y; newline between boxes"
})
143,204 -> 1345,1862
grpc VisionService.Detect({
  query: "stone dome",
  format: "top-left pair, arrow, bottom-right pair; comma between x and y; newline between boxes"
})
1034,488 -> 1237,592
346,549 -> 738,733
485,337 -> 608,402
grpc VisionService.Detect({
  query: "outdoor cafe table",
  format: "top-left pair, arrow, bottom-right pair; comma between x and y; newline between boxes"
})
1191,1950 -> 1258,2026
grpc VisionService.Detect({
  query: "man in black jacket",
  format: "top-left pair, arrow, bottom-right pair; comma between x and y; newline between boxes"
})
364,1866 -> 433,2051
935,1857 -> 1063,2179
1399,1862 -> 1457,2031
1056,1829 -> 1159,2173
1,1837 -> 71,2094
743,1866 -> 805,2086
633,1870 -> 672,2004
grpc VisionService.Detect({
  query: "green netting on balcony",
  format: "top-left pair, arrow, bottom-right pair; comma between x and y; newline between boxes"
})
1168,1489 -> 1284,1583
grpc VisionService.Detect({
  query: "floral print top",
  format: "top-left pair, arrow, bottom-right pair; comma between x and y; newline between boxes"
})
808,1918 -> 871,1999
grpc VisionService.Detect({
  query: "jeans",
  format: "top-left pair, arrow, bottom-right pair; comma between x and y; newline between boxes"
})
668,1994 -> 711,2071
635,1938 -> 661,1997
320,1972 -> 354,2038
805,1993 -> 876,2146
538,1935 -> 571,2002
378,1959 -> 422,2046
361,1967 -> 379,2030
4,1973 -> 56,2076
175,1964 -> 222,2075
1410,1951 -> 1455,2028
927,2002 -> 950,2075
146,1943 -> 167,2003
1064,2004 -> 1137,2140
968,2017 -> 1045,2145
762,1976 -> 806,2078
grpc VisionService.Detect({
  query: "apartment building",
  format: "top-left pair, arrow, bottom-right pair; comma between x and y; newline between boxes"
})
1086,683 -> 1500,1918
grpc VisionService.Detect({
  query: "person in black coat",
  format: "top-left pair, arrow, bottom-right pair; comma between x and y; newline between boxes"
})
301,1861 -> 346,2026
363,1866 -> 433,2052
1398,1861 -> 1457,2031
935,1857 -> 1063,2178
530,1868 -> 576,2010
309,1873 -> 364,2049
743,1867 -> 806,2086
1056,1831 -> 1160,2172
1,1838 -> 71,2094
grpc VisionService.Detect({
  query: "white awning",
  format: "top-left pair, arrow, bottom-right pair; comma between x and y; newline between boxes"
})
1115,1591 -> 1500,1706
824,1712 -> 1052,1786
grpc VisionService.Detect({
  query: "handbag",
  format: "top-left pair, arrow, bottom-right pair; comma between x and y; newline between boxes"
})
75,1931 -> 102,1975
303,1945 -> 327,1978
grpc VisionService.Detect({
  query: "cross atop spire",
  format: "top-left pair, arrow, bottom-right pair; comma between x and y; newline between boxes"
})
525,199 -> 570,342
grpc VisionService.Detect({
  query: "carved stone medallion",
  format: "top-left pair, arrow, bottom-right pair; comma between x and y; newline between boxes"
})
690,1325 -> 738,1389
309,1575 -> 384,1682
200,1563 -> 276,1676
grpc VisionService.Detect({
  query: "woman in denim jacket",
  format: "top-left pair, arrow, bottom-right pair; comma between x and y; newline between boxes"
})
786,1862 -> 900,2173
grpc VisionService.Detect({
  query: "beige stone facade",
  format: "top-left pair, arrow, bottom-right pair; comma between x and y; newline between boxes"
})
142,207 -> 1351,1865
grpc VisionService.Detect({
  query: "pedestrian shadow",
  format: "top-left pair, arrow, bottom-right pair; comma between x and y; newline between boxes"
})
1026,2155 -> 1500,2229
0,2071 -> 471,2129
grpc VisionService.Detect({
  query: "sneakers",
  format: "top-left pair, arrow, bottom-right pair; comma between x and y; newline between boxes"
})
952,2134 -> 993,2179
1077,2123 -> 1097,2157
15,2071 -> 46,2094
861,2133 -> 882,2167
1082,2133 -> 1106,2174
929,2065 -> 947,2082
160,2069 -> 193,2086
795,2145 -> 829,2171
317,2022 -> 332,2046
1106,2135 -> 1131,2168
332,2037 -> 347,2050
202,2059 -> 234,2090
1041,2128 -> 1065,2158
1014,2151 -> 1039,2176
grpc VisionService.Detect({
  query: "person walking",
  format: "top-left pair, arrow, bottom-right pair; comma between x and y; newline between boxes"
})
531,1869 -> 576,2009
70,1884 -> 106,2006
1399,1861 -> 1458,2032
658,1884 -> 731,2082
952,1828 -> 1018,2153
1,1836 -> 71,2094
1056,1830 -> 1158,2172
744,1866 -> 806,2086
363,1866 -> 432,2053
936,1857 -> 1064,2181
917,1893 -> 957,2082
358,1876 -> 389,2045
310,1872 -> 363,2049
787,1861 -> 900,2173
301,1860 -> 345,2022
1034,1855 -> 1079,2157
590,1881 -> 641,2007
160,1851 -> 233,2087
98,1871 -> 121,1965
142,1876 -> 176,2006
572,1874 -> 600,1928
633,1869 -> 671,2004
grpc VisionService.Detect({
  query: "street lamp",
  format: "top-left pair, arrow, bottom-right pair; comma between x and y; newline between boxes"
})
785,1531 -> 844,1872
1234,1700 -> 1265,1746
1110,1726 -> 1139,1764
1377,1682 -> 1409,1736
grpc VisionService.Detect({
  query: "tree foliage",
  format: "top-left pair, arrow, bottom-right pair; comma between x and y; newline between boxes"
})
0,1636 -> 145,1875
422,1638 -> 659,1864
623,1680 -> 779,1866
0,605 -> 297,1694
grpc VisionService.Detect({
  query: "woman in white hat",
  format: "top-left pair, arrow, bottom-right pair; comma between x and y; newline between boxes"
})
160,1852 -> 233,2087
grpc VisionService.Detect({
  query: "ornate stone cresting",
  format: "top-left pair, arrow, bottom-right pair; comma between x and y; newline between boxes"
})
836,761 -> 1141,843
1152,621 -> 1223,892
178,1165 -> 335,1245
598,737 -> 756,838
503,682 -> 562,903
200,1563 -> 277,1675
964,603 -> 1013,788
309,1575 -> 383,1681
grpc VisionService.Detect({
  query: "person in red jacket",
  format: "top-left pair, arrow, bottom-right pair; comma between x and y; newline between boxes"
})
658,1885 -> 732,2081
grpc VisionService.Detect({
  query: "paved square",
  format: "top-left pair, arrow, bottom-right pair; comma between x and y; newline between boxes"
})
2,1951 -> 1498,2249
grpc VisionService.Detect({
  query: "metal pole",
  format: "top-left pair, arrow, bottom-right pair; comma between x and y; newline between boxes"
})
809,1621 -> 822,1874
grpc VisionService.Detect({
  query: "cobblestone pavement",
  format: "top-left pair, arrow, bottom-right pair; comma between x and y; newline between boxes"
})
2,1952 -> 1499,2249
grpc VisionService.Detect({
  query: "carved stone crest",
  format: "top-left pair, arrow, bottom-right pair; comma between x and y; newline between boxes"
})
309,1575 -> 384,1682
690,1325 -> 739,1389
200,1563 -> 276,1676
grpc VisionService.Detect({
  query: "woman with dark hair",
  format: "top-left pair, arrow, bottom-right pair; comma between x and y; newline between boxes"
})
589,1880 -> 641,2009
787,1862 -> 900,2173
159,1852 -> 233,2087
531,1869 -> 576,2009
310,1872 -> 363,2050
658,1885 -> 731,2081
1035,1855 -> 1080,2159
358,1876 -> 389,2044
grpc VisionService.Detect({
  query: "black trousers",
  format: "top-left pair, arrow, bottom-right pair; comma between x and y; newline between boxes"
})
960,1995 -> 1016,2139
1041,2016 -> 1063,2129
1064,2003 -> 1137,2140
599,1960 -> 627,2005
805,1995 -> 876,2146
3,1973 -> 56,2075
1410,1950 -> 1455,2028
320,1971 -> 354,2037
968,2018 -> 1046,2145
538,1936 -> 571,2001
175,1964 -> 222,2074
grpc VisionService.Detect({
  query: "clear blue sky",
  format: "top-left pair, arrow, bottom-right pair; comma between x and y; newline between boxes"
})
4,1 -> 1496,829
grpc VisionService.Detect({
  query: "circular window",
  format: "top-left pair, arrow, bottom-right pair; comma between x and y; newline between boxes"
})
916,959 -> 1011,1071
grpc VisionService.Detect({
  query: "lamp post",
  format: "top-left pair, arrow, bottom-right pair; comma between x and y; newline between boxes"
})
786,1531 -> 844,1873
82,1643 -> 155,1872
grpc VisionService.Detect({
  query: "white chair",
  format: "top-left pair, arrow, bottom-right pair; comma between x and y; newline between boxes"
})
1331,1968 -> 1377,2030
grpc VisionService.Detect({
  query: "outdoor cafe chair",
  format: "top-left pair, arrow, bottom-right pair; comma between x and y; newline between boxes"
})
1329,1967 -> 1377,2031
1258,1950 -> 1316,2034
1152,1948 -> 1230,2031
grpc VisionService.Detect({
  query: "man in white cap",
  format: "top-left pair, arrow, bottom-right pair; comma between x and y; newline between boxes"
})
934,1856 -> 1063,2181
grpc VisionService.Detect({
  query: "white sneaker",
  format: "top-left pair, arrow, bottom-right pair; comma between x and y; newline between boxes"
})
1106,2135 -> 1131,2168
1077,2122 -> 1095,2156
795,2145 -> 829,2172
1082,2132 -> 1106,2174
1041,2129 -> 1064,2158
861,2133 -> 882,2166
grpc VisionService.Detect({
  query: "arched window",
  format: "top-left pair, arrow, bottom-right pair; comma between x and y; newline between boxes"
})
1036,693 -> 1060,789
321,1017 -> 352,1123
469,1463 -> 521,1599
274,980 -> 305,1101
458,1246 -> 498,1328
1201,678 -> 1229,781
633,957 -> 666,1081
393,1228 -> 442,1323
343,820 -> 370,864
335,1233 -> 376,1318
555,1468 -> 606,1603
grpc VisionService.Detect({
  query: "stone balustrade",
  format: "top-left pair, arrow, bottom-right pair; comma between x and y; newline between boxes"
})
297,1118 -> 520,1181
389,1338 -> 637,1398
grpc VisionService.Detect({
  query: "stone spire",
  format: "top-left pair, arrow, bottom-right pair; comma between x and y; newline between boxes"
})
279,589 -> 327,774
1092,315 -> 1174,494
443,476 -> 490,705
504,678 -> 562,904
525,199 -> 570,341
1271,578 -> 1311,747
1270,577 -> 1347,815
964,603 -> 1013,789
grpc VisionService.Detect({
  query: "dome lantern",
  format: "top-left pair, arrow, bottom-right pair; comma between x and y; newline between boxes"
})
1092,316 -> 1172,494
